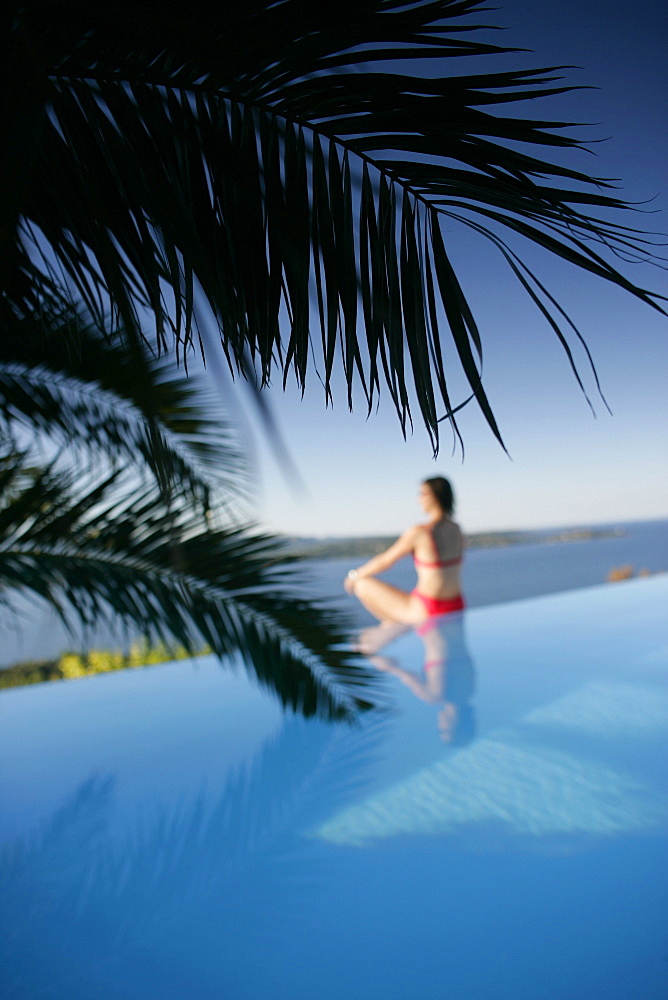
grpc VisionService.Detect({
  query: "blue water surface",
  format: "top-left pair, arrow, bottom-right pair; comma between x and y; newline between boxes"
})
1,577 -> 667,999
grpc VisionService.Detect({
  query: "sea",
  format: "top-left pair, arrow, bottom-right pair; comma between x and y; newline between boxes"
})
303,517 -> 668,628
1,518 -> 666,665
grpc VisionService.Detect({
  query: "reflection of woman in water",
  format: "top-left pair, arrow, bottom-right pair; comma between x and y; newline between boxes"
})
371,615 -> 476,744
344,477 -> 465,643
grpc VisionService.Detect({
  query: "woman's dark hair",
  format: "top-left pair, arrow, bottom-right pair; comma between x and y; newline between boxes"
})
423,476 -> 454,515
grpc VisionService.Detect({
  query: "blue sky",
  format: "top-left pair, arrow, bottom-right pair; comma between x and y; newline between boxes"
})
234,0 -> 667,538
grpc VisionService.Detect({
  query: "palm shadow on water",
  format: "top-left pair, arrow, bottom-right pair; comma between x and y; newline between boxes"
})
359,614 -> 477,746
0,706 -> 393,999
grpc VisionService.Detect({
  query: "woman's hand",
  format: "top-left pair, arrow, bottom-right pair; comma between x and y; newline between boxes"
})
344,568 -> 359,594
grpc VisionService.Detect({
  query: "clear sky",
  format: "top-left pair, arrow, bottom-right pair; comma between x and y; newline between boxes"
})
232,0 -> 668,538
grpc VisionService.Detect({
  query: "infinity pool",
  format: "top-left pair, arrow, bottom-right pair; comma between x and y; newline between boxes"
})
1,577 -> 667,999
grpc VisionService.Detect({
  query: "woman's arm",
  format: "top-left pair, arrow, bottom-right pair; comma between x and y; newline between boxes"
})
346,526 -> 418,584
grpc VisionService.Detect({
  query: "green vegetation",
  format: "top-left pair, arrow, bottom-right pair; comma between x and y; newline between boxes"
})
0,641 -> 211,691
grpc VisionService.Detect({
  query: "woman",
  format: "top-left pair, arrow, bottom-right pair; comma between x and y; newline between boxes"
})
344,477 -> 465,629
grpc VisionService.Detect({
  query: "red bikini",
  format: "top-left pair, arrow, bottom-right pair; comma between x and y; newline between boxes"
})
412,524 -> 465,619
412,591 -> 465,618
413,553 -> 462,569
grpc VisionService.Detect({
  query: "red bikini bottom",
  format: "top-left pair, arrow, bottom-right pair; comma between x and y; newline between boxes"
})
412,590 -> 465,620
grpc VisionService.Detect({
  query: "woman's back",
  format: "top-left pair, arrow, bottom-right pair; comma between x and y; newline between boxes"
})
413,519 -> 463,598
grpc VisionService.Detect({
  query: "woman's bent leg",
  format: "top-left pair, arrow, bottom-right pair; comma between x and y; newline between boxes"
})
353,577 -> 423,625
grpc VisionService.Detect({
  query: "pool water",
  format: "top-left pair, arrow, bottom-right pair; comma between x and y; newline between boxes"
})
1,577 -> 667,999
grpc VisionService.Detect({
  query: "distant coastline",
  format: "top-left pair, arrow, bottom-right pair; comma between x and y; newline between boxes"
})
284,525 -> 626,560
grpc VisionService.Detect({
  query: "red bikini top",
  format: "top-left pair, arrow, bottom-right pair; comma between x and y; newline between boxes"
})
413,524 -> 462,569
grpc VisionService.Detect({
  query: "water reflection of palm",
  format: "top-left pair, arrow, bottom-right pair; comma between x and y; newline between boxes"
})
364,615 -> 476,744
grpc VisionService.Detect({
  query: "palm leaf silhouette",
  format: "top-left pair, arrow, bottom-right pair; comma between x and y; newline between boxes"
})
4,0 -> 664,450
0,300 -> 246,512
0,452 -> 376,716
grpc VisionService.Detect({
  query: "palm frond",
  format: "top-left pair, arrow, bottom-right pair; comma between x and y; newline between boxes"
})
4,0 -> 665,449
0,452 -> 375,718
0,296 -> 248,511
